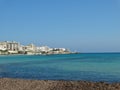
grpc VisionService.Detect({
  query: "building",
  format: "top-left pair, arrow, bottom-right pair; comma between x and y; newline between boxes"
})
24,44 -> 36,55
0,42 -> 8,55
6,41 -> 19,51
0,42 -> 7,51
36,46 -> 51,52
0,41 -> 20,54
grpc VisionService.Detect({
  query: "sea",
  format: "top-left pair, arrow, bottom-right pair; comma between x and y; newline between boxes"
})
0,53 -> 120,83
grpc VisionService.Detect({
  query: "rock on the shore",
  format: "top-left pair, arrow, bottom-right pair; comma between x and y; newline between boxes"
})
0,78 -> 120,90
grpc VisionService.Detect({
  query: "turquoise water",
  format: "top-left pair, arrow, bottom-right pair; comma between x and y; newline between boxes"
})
0,53 -> 120,82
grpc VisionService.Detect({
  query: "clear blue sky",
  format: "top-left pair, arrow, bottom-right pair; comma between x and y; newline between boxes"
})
0,0 -> 120,52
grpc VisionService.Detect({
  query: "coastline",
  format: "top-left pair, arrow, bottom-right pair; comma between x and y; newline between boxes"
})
0,78 -> 120,90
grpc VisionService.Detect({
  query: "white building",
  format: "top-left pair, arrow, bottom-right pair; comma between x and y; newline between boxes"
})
25,44 -> 36,51
23,44 -> 36,55
0,41 -> 20,54
0,42 -> 7,50
36,46 -> 51,52
6,41 -> 19,51
0,41 -> 20,51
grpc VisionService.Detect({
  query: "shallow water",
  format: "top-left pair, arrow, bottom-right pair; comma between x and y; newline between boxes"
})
0,53 -> 120,82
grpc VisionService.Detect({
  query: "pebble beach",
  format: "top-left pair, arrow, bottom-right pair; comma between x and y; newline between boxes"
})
0,78 -> 120,90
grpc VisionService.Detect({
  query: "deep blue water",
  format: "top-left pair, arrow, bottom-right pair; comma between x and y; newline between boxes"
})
0,53 -> 120,82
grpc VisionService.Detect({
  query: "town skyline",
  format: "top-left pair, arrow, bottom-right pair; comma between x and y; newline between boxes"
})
0,41 -> 71,55
0,0 -> 120,52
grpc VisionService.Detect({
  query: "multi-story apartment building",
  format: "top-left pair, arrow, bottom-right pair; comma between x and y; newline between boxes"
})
6,41 -> 19,51
0,41 -> 20,54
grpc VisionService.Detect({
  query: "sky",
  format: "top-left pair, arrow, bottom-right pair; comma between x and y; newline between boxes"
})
0,0 -> 120,52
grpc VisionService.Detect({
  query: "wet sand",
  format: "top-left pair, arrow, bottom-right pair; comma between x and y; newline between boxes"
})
0,78 -> 120,90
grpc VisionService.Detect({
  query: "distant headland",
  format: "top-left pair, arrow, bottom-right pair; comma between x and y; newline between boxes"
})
0,41 -> 71,55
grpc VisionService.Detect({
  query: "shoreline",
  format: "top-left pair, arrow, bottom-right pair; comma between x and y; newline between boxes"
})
0,78 -> 120,90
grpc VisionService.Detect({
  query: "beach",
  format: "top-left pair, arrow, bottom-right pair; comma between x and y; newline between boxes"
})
0,78 -> 120,90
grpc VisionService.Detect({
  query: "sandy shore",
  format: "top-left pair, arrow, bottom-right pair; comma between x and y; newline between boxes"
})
0,78 -> 120,90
